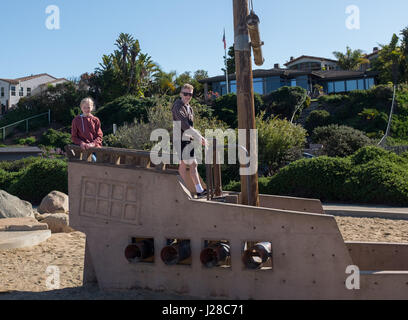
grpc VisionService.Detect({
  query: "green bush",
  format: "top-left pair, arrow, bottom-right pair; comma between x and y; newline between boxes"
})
263,86 -> 310,120
39,128 -> 71,150
224,145 -> 408,205
257,112 -> 307,175
95,95 -> 154,131
212,93 -> 264,128
0,157 -> 42,172
305,110 -> 332,133
16,136 -> 36,146
0,169 -> 22,191
312,125 -> 373,157
344,159 -> 408,205
8,158 -> 68,204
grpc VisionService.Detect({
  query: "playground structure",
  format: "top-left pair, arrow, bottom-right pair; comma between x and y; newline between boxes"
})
67,145 -> 408,299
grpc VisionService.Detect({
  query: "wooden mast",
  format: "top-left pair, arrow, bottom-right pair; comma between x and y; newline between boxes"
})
233,0 -> 259,206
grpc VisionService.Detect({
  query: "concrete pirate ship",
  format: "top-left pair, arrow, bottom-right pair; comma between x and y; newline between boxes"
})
66,145 -> 408,299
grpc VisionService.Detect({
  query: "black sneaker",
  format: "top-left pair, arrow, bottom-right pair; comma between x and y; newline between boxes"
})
195,190 -> 207,198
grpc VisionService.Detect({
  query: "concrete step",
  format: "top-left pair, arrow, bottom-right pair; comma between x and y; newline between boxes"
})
0,230 -> 51,250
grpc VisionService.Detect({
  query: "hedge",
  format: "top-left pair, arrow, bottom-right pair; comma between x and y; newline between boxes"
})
7,158 -> 68,204
224,146 -> 408,206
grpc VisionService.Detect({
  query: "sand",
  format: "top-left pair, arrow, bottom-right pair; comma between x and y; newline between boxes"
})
1,216 -> 408,299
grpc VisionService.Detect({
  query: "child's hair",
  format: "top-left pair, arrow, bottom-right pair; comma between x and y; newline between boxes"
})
80,97 -> 95,111
182,84 -> 194,91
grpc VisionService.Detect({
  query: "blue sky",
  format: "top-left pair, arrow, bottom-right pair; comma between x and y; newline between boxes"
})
1,0 -> 408,80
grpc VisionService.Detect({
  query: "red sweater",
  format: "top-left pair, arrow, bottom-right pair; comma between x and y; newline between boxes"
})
71,114 -> 103,147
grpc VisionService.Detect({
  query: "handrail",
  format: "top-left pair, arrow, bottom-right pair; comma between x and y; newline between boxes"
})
0,110 -> 50,130
1,110 -> 51,141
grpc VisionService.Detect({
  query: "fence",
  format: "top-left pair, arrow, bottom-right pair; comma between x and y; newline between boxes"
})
0,110 -> 51,141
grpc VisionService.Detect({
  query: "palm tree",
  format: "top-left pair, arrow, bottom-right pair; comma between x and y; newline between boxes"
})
332,46 -> 370,71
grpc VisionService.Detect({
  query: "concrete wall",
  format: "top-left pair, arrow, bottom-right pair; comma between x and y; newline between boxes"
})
67,159 -> 408,299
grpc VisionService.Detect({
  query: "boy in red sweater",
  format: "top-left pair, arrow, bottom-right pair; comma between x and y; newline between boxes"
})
71,97 -> 103,153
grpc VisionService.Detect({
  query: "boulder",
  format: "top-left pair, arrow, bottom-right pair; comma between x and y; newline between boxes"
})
37,213 -> 73,233
38,191 -> 69,214
0,190 -> 35,219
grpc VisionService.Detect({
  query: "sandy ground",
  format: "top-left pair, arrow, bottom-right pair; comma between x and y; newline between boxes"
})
1,216 -> 408,299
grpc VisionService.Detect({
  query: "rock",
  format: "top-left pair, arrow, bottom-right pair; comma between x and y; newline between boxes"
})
38,191 -> 69,214
0,190 -> 35,219
0,217 -> 48,232
38,213 -> 73,233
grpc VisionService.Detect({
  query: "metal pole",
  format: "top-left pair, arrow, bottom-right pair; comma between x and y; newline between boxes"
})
48,109 -> 51,124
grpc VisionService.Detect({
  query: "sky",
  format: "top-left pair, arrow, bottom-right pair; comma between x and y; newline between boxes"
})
1,0 -> 408,80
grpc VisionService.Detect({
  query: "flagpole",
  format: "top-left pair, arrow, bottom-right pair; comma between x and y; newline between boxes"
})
223,29 -> 230,94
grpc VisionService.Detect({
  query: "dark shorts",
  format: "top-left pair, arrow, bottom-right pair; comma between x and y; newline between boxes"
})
180,140 -> 195,160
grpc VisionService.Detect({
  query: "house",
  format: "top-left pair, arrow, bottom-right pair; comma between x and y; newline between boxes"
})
200,68 -> 377,97
0,73 -> 68,114
200,52 -> 378,98
284,55 -> 340,71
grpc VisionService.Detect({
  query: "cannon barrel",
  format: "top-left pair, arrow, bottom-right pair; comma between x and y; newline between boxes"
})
160,240 -> 191,265
200,242 -> 230,268
124,239 -> 154,262
242,242 -> 271,269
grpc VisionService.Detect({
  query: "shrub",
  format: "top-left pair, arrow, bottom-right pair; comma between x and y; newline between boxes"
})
0,169 -> 22,191
345,159 -> 408,205
8,158 -> 68,204
267,157 -> 352,200
263,86 -> 310,120
305,110 -> 332,133
257,112 -> 307,175
0,157 -> 42,172
312,125 -> 373,157
95,95 -> 154,131
105,97 -> 227,150
16,136 -> 36,146
212,93 -> 264,128
350,146 -> 407,166
39,128 -> 72,150
225,146 -> 408,205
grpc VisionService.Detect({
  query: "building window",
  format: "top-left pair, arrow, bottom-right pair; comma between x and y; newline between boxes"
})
230,80 -> 237,93
365,78 -> 375,89
290,79 -> 297,87
27,88 -> 31,97
346,80 -> 358,92
357,79 -> 365,90
1,87 -> 4,97
334,81 -> 345,93
327,82 -> 334,94
19,87 -> 24,97
253,78 -> 264,95
11,86 -> 16,96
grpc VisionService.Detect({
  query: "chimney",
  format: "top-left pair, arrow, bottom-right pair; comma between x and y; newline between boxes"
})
373,47 -> 379,52
290,56 -> 294,61
274,63 -> 280,69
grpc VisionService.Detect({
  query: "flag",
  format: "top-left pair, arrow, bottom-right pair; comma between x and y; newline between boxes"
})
222,29 -> 226,50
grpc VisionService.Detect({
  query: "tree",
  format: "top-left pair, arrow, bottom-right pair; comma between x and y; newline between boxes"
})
371,34 -> 404,84
221,46 -> 235,75
332,46 -> 369,71
400,26 -> 408,83
91,33 -> 159,105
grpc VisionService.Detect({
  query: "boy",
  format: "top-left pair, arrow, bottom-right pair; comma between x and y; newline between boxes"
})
172,84 -> 208,197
